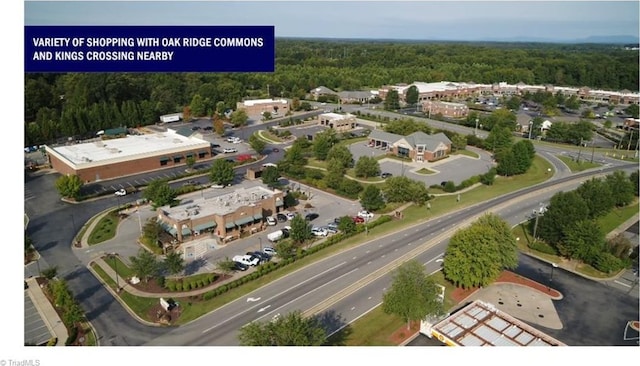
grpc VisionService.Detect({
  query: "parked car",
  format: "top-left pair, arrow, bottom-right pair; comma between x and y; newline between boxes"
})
272,148 -> 280,153
114,188 -> 127,196
182,180 -> 197,186
311,227 -> 328,237
327,222 -> 338,231
263,247 -> 277,256
203,126 -> 213,131
211,183 -> 226,189
352,216 -> 365,224
233,261 -> 249,271
305,213 -> 319,221
223,147 -> 237,153
357,210 -> 374,219
285,212 -> 296,221
324,225 -> 338,234
249,251 -> 270,262
276,213 -> 288,222
381,172 -> 392,179
233,254 -> 259,267
266,216 -> 277,226
226,137 -> 240,143
191,126 -> 200,131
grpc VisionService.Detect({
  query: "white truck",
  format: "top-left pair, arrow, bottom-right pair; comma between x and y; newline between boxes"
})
267,226 -> 291,242
233,255 -> 259,267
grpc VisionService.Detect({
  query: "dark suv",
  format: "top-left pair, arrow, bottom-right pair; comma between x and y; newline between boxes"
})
233,261 -> 248,271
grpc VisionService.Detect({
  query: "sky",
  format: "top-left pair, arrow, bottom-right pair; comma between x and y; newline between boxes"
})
23,0 -> 640,42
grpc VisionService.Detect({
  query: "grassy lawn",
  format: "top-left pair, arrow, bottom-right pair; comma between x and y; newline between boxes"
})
306,158 -> 328,170
337,137 -> 367,148
529,138 -> 639,162
87,211 -> 120,245
103,255 -> 135,279
256,130 -> 282,143
452,149 -> 479,158
597,199 -> 639,234
556,155 -> 601,172
345,168 -> 384,182
415,168 -> 436,175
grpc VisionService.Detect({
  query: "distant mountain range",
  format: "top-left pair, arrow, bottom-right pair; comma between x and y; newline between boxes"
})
477,35 -> 640,44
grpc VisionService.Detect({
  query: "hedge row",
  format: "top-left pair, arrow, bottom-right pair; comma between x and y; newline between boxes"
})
165,274 -> 217,292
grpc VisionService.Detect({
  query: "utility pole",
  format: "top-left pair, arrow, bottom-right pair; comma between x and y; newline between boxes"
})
590,140 -> 596,163
576,138 -> 583,163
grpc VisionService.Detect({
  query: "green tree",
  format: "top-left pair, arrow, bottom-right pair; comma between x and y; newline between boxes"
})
209,159 -> 235,186
248,133 -> 266,155
360,184 -> 385,211
451,133 -> 467,152
485,125 -> 514,153
312,129 -> 338,160
238,310 -> 326,346
625,104 -> 639,118
190,94 -> 206,117
274,240 -> 296,260
290,214 -> 312,245
142,218 -> 162,247
560,219 -> 605,262
475,213 -> 519,270
63,302 -> 85,327
576,177 -> 615,219
143,179 -> 176,208
129,249 -> 160,283
185,155 -> 196,170
382,260 -> 445,330
337,215 -> 356,235
230,109 -> 248,128
383,176 -> 415,203
354,156 -> 380,178
326,145 -> 353,169
505,95 -> 522,111
337,179 -> 363,198
405,85 -> 419,106
55,174 -> 83,200
162,251 -> 185,277
565,95 -> 580,110
325,158 -> 345,189
496,148 -> 519,177
605,170 -> 634,207
215,101 -> 226,115
537,191 -> 589,247
443,223 -> 505,289
261,166 -> 280,187
216,257 -> 236,275
384,89 -> 400,110
261,111 -> 272,121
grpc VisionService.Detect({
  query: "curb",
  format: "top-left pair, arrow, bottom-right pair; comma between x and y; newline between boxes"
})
87,261 -> 161,327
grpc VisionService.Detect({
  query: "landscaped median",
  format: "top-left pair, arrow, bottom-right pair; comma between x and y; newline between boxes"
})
555,154 -> 602,172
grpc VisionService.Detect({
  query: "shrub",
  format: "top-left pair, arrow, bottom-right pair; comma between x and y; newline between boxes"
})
481,171 -> 496,186
592,252 -> 625,273
203,291 -> 216,300
175,283 -> 182,292
65,327 -> 78,346
166,281 -> 176,291
156,276 -> 165,288
218,285 -> 228,293
443,181 -> 457,193
46,337 -> 58,346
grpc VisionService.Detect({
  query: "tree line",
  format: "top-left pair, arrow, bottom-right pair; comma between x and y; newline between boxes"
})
25,39 -> 638,146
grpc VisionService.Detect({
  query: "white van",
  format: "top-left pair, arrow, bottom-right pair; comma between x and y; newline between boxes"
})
262,163 -> 278,168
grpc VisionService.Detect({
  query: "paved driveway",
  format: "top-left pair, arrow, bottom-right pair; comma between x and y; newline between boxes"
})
349,141 -> 494,185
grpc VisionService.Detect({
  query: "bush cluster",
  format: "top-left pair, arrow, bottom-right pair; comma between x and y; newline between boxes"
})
165,274 -> 217,292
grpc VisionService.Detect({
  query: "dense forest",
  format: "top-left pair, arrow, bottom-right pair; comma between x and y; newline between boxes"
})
24,39 -> 639,146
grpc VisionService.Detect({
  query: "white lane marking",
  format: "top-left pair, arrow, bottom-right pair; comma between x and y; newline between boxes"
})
202,261 -> 347,333
257,305 -> 271,313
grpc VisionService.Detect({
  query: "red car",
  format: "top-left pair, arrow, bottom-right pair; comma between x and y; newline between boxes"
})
352,216 -> 365,224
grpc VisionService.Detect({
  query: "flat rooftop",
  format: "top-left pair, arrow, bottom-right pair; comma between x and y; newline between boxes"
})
161,186 -> 281,220
432,300 -> 566,346
49,130 -> 209,166
242,98 -> 287,106
320,112 -> 354,120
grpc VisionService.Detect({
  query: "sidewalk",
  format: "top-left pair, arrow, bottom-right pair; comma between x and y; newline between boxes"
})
25,277 -> 68,346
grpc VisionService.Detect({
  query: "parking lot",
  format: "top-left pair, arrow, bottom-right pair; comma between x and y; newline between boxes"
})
348,141 -> 494,185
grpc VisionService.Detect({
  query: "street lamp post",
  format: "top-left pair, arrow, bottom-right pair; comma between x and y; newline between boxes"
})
259,237 -> 262,251
474,118 -> 479,136
550,263 -> 559,281
528,121 -> 533,140
532,205 -> 545,240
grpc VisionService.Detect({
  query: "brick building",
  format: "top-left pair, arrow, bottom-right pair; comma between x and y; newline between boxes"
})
318,112 -> 357,132
421,100 -> 469,118
156,185 -> 285,243
368,130 -> 451,162
46,129 -> 212,183
236,98 -> 289,116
